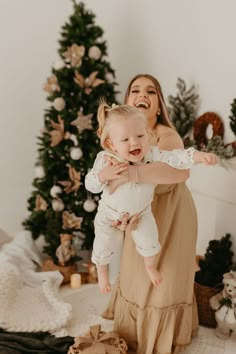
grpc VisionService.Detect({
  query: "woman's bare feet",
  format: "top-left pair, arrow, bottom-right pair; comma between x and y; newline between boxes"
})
96,264 -> 111,294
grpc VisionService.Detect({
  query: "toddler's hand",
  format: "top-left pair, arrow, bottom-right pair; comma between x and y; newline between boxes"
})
99,161 -> 128,183
104,155 -> 121,166
193,151 -> 219,166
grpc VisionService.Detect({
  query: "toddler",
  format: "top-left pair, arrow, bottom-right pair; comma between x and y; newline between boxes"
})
85,102 -> 218,293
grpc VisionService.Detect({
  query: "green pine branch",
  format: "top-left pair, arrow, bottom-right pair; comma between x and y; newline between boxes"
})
168,78 -> 199,138
229,98 -> 236,136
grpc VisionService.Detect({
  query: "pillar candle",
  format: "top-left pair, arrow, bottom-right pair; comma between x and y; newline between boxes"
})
70,273 -> 82,289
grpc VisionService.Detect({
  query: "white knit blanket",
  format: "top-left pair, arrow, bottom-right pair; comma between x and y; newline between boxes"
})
0,231 -> 72,336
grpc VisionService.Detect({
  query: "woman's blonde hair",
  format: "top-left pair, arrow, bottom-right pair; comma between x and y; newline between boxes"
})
123,74 -> 174,129
97,99 -> 147,149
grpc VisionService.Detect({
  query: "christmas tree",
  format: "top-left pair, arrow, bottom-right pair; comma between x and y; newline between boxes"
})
23,1 -> 119,264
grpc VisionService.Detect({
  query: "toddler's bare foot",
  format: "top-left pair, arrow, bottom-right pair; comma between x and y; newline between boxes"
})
144,255 -> 162,287
146,268 -> 162,287
96,265 -> 111,294
98,278 -> 111,294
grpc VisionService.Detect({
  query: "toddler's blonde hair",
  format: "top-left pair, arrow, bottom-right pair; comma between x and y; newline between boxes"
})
97,99 -> 147,149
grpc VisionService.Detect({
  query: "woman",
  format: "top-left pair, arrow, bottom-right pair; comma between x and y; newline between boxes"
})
103,74 -> 199,354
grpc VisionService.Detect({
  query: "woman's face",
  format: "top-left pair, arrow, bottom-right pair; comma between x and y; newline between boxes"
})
126,77 -> 160,129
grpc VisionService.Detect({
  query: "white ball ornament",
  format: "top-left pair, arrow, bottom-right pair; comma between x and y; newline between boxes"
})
52,198 -> 64,212
35,165 -> 45,178
105,72 -> 114,83
83,199 -> 97,212
70,147 -> 83,160
53,97 -> 66,111
50,185 -> 62,198
88,46 -> 102,60
53,58 -> 65,70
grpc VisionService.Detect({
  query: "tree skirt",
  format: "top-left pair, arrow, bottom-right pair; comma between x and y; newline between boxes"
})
61,284 -> 228,354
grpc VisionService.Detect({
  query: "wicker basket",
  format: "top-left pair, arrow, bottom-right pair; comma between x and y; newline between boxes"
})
194,281 -> 223,328
42,258 -> 77,284
194,254 -> 223,328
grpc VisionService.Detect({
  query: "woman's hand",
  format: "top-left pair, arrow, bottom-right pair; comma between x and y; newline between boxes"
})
111,212 -> 141,232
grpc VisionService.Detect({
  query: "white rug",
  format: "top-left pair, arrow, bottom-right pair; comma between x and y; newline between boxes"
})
183,327 -> 225,354
61,284 -> 236,354
61,283 -> 113,337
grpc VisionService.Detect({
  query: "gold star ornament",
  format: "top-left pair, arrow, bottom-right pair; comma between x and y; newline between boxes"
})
34,194 -> 48,211
62,211 -> 83,230
48,116 -> 65,147
71,111 -> 93,134
43,74 -> 60,94
59,165 -> 81,193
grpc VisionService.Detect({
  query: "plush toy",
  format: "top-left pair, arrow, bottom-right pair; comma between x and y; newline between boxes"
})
210,270 -> 236,338
56,233 -> 76,266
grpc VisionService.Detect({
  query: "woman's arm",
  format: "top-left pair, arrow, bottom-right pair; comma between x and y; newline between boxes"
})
107,128 -> 190,192
108,158 -> 189,193
156,129 -> 184,150
131,128 -> 189,184
128,162 -> 189,185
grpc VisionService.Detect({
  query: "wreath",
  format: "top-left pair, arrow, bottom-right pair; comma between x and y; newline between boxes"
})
193,112 -> 224,147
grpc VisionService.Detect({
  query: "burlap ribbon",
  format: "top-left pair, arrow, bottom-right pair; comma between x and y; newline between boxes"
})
68,324 -> 127,354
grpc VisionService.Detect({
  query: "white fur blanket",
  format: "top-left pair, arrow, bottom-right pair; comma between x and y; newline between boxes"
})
0,231 -> 72,336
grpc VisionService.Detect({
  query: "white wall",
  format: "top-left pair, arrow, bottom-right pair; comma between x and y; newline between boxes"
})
0,0 -> 235,256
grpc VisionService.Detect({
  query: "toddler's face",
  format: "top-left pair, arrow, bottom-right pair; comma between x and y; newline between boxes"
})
108,115 -> 149,163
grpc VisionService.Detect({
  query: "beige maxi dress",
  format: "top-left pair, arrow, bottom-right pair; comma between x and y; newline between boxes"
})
103,125 -> 199,354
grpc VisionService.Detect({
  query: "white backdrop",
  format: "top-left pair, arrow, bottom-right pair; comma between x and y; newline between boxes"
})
0,0 -> 235,256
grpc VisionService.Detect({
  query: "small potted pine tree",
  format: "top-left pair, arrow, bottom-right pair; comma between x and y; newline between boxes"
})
194,233 -> 234,327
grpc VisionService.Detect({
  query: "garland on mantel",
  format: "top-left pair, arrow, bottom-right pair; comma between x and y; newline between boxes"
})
168,78 -> 236,160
